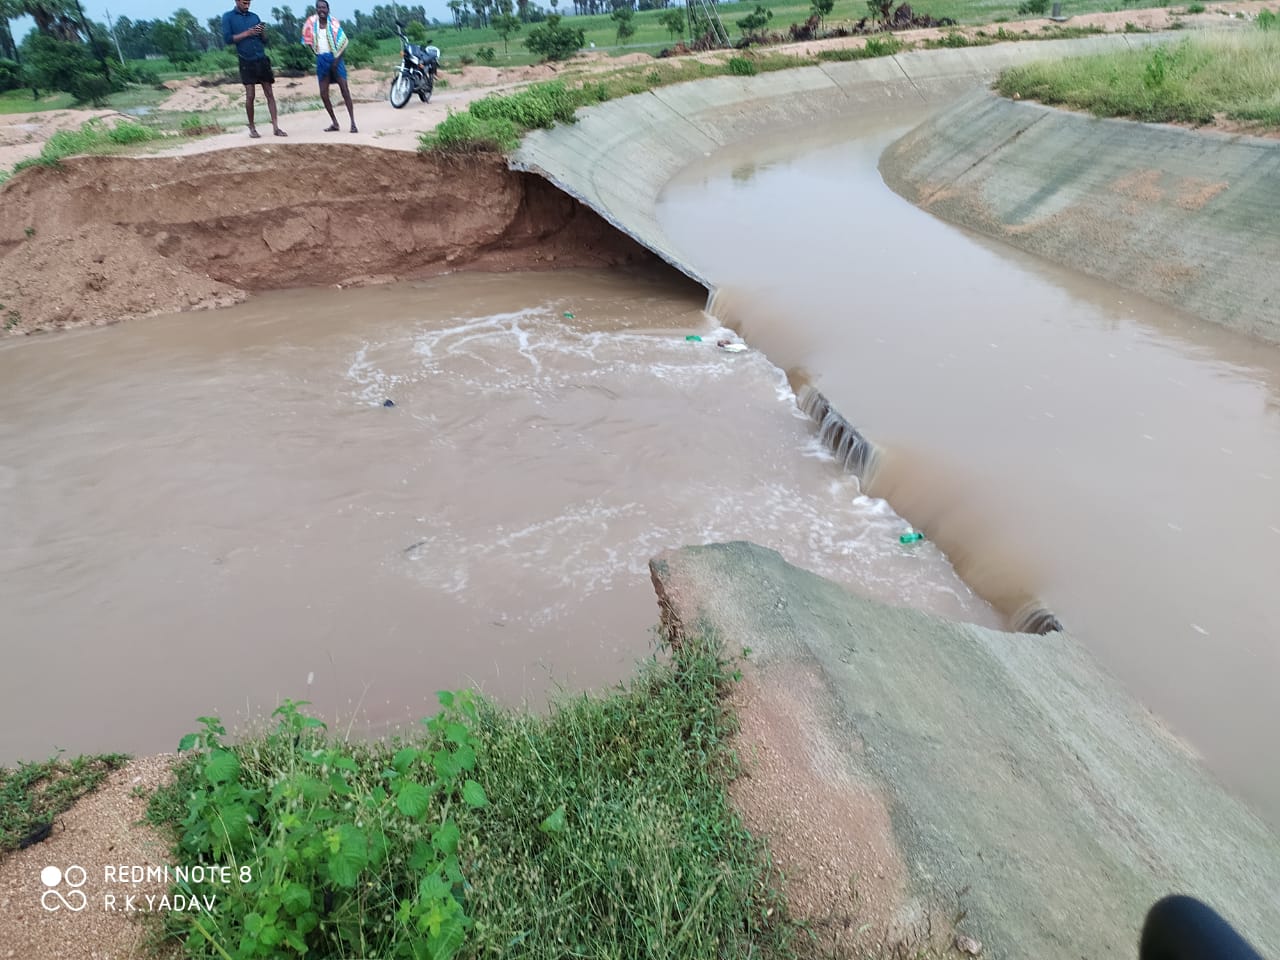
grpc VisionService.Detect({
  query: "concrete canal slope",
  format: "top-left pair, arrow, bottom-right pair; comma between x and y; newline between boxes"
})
652,542 -> 1280,957
510,32 -> 1170,288
880,87 -> 1280,344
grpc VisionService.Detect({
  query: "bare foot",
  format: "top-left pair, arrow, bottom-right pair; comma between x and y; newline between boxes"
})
248,128 -> 261,139
273,128 -> 288,137
349,124 -> 358,133
324,122 -> 340,132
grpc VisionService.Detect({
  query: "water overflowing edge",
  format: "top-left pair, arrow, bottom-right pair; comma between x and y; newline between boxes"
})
705,290 -> 1065,637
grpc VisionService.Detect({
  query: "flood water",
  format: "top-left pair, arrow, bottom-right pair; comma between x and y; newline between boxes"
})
657,108 -> 1280,826
0,268 -> 992,767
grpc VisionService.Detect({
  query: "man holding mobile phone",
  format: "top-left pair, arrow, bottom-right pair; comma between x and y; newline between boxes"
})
222,0 -> 287,139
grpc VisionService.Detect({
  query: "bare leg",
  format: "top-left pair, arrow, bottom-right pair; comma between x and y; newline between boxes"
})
319,77 -> 339,130
263,83 -> 286,136
337,76 -> 356,132
244,83 -> 259,136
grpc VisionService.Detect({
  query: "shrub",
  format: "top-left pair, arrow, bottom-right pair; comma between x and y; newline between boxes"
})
727,54 -> 757,75
1258,8 -> 1278,29
1017,0 -> 1049,14
0,58 -> 21,93
345,32 -> 379,68
524,14 -> 584,61
1187,1 -> 1205,11
421,109 -> 521,151
476,45 -> 496,63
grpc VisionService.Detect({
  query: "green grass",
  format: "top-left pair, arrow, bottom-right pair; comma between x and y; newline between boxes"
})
1,752 -> 131,852
997,29 -> 1280,126
10,116 -> 168,174
0,88 -> 77,113
143,631 -> 797,959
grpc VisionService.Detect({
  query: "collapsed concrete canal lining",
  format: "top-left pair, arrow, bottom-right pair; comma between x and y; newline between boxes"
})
513,33 -> 1280,955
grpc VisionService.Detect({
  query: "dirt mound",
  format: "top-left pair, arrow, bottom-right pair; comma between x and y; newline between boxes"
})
0,144 -> 657,335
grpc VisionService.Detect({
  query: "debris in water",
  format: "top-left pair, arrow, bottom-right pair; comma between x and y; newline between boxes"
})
900,531 -> 925,544
563,311 -> 575,319
716,339 -> 747,353
685,334 -> 702,341
383,399 -> 395,407
954,935 -> 983,956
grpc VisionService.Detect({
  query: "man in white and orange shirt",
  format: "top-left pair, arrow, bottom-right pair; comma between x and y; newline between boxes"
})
301,0 -> 357,133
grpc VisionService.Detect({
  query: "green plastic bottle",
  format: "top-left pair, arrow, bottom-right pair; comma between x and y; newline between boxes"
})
685,334 -> 702,341
899,531 -> 925,544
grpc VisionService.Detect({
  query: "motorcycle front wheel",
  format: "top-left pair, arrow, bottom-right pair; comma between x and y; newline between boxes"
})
389,72 -> 413,109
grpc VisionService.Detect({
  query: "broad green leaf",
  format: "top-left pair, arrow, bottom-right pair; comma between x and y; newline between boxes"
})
408,838 -> 432,871
433,748 -> 460,781
397,782 -> 431,819
432,818 -> 460,855
436,690 -> 455,708
177,734 -> 198,752
454,744 -> 476,772
393,747 -> 419,774
281,883 -> 311,916
444,722 -> 470,745
539,804 -> 567,834
462,779 -> 488,809
418,870 -> 449,901
204,749 -> 240,785
327,824 -> 368,888
329,771 -> 353,796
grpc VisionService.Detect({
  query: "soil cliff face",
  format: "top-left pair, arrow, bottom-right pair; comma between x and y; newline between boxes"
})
0,144 -> 658,335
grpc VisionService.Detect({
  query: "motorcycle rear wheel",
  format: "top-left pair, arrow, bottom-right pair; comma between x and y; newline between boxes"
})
389,72 -> 413,109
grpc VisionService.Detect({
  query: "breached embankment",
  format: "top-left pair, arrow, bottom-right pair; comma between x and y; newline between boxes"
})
0,145 -> 657,335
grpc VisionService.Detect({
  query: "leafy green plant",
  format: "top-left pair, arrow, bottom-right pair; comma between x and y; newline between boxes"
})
476,45 -> 497,63
737,4 -> 775,38
727,54 -> 758,75
1258,8 -> 1278,29
658,6 -> 686,40
1186,2 -> 1205,12
1017,0 -> 1049,14
811,0 -> 836,29
159,696 -> 486,959
524,14 -> 585,61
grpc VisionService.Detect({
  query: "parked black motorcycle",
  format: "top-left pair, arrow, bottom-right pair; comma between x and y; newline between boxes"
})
389,21 -> 439,108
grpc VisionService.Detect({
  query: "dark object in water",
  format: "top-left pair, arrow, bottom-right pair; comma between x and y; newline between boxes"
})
383,399 -> 395,407
18,820 -> 53,848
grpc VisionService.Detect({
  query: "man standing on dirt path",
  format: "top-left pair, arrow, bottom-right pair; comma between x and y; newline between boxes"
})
222,0 -> 288,139
301,0 -> 357,133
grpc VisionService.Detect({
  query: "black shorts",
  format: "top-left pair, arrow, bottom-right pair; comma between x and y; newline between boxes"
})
238,56 -> 274,86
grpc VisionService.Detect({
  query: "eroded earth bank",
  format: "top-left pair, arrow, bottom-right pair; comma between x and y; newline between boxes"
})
0,145 -> 657,335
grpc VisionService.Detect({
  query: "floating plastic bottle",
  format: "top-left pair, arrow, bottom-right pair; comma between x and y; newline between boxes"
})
899,531 -> 925,544
685,334 -> 702,341
563,312 -> 575,319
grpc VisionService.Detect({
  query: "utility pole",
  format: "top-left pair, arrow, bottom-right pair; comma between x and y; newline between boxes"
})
105,8 -> 125,63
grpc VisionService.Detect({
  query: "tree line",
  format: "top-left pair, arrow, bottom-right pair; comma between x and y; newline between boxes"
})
0,0 -> 440,99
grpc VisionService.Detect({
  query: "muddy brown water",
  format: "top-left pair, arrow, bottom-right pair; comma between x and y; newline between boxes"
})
0,267 -> 992,768
658,108 -> 1280,827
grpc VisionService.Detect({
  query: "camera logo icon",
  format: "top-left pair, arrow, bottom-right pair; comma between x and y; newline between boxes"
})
40,865 -> 88,912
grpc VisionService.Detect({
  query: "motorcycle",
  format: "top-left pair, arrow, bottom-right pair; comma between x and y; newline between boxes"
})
389,21 -> 439,108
